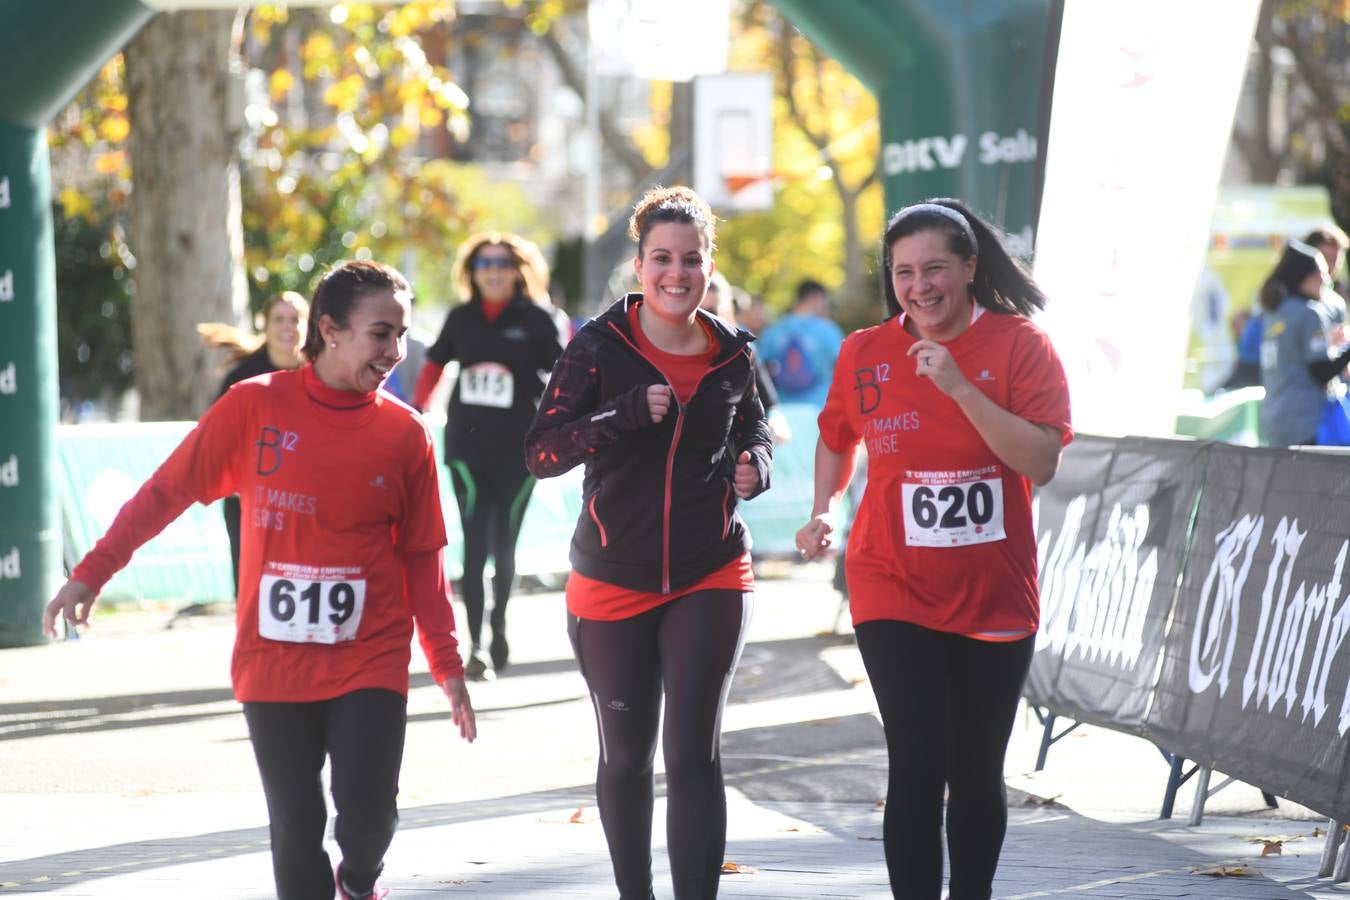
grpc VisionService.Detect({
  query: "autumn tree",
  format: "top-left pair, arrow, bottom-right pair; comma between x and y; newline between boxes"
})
716,0 -> 883,329
125,9 -> 247,420
51,1 -> 567,415
1232,0 -> 1350,228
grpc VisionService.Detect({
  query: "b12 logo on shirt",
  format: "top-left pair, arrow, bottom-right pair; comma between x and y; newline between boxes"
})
854,364 -> 892,414
255,426 -> 299,476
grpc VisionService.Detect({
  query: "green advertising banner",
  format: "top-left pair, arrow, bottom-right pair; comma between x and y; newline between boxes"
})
50,405 -> 827,607
0,124 -> 62,646
771,0 -> 1052,251
0,1 -> 153,646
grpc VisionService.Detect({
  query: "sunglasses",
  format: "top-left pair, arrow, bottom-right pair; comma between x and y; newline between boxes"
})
472,256 -> 516,271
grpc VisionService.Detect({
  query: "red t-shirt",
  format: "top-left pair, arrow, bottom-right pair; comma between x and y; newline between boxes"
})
567,552 -> 754,620
73,367 -> 461,701
628,304 -> 718,403
819,312 -> 1071,635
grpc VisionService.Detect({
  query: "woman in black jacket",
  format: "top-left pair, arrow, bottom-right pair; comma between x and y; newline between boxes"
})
411,232 -> 566,680
525,186 -> 771,900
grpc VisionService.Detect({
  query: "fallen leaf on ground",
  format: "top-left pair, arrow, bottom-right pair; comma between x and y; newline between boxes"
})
856,835 -> 883,841
721,861 -> 758,874
1260,841 -> 1283,856
1242,834 -> 1303,848
874,800 -> 885,809
1192,864 -> 1256,877
568,806 -> 586,823
1018,792 -> 1063,807
1312,826 -> 1326,838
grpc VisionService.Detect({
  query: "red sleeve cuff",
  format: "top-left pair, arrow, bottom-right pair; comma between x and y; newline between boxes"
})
404,547 -> 464,681
410,362 -> 445,412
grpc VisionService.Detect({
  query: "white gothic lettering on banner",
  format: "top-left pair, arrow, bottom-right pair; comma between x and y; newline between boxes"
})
1035,494 -> 1157,669
1189,514 -> 1350,736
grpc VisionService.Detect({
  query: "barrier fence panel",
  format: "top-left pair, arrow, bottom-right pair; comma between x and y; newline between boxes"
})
1147,442 -> 1350,824
57,421 -> 585,603
56,422 -> 234,604
737,402 -> 822,557
1028,435 -> 1209,732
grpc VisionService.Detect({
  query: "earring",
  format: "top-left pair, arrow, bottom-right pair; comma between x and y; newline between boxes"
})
330,342 -> 337,349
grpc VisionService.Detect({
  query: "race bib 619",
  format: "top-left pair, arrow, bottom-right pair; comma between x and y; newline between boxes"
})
258,572 -> 366,644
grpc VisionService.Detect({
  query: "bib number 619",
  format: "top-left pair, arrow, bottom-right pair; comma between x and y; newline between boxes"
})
258,574 -> 366,644
270,578 -> 357,625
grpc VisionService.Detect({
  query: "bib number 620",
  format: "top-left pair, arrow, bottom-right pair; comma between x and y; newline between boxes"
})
902,477 -> 1005,547
910,482 -> 995,529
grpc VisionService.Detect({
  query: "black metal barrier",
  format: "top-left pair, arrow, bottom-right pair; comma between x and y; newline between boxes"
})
1027,434 -> 1350,825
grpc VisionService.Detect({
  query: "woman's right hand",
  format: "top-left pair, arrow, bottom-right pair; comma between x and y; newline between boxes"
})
43,580 -> 96,638
795,512 -> 836,561
647,385 -> 673,424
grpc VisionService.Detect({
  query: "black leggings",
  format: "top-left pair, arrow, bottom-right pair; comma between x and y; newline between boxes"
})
242,688 -> 407,900
568,589 -> 751,900
448,459 -> 535,649
854,620 -> 1034,900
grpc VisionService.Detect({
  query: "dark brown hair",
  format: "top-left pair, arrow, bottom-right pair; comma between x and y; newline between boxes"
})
1258,241 -> 1323,313
628,185 -> 716,258
880,198 -> 1045,320
302,260 -> 411,361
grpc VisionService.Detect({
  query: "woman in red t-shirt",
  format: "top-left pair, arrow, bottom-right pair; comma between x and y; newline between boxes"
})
45,261 -> 477,900
796,199 -> 1071,900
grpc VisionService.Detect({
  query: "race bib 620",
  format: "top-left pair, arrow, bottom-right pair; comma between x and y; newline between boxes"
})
901,468 -> 1006,548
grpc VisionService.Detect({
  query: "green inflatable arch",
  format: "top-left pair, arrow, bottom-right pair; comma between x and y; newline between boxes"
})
0,0 -> 1050,647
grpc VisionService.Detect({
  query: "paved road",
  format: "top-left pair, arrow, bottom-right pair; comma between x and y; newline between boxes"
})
0,563 -> 1342,897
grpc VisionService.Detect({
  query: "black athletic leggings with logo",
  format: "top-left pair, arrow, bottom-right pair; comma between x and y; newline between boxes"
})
567,589 -> 752,900
447,459 -> 535,650
242,688 -> 406,900
853,620 -> 1034,900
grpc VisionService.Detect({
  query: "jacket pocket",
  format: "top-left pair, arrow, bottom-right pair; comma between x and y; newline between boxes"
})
588,485 -> 609,548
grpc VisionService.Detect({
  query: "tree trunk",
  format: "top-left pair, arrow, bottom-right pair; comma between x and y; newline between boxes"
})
125,10 -> 247,420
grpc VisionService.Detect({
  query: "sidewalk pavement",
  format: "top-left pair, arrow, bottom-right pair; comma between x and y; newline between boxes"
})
0,562 -> 1344,898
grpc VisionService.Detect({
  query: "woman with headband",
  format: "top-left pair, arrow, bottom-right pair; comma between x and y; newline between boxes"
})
1255,239 -> 1348,447
796,199 -> 1071,899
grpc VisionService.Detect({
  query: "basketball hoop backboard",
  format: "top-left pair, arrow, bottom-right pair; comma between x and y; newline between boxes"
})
693,73 -> 774,213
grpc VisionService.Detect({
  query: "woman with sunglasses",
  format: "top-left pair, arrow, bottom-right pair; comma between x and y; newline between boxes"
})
411,233 -> 566,680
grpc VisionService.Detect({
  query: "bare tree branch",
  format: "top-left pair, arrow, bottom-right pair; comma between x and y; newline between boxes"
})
537,23 -> 654,180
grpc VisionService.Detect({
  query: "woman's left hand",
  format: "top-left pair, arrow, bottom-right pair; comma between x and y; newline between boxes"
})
439,677 -> 477,743
908,340 -> 966,396
734,451 -> 759,499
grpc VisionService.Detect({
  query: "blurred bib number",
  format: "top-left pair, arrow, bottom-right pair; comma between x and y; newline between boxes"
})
459,363 -> 514,408
258,573 -> 366,644
901,470 -> 1005,547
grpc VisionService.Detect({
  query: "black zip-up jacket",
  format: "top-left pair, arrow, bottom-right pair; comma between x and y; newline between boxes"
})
426,293 -> 565,471
525,294 -> 773,594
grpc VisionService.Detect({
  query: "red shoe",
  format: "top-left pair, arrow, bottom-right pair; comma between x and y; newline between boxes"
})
335,863 -> 389,900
